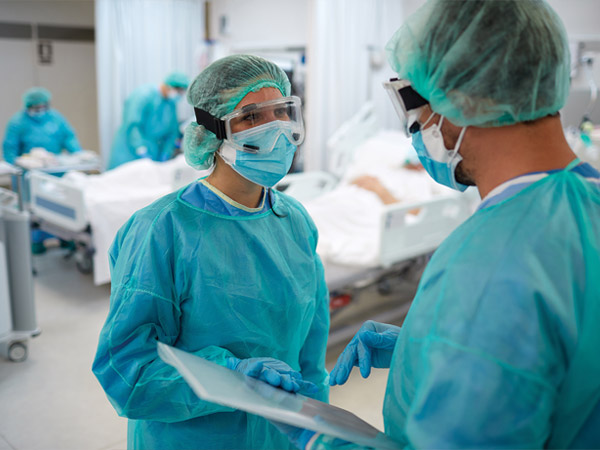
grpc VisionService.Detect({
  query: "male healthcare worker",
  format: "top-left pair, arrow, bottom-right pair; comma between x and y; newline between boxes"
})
107,72 -> 190,169
277,1 -> 600,449
3,87 -> 81,164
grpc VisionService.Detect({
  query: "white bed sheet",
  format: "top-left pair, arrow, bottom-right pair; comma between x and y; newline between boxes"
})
64,155 -> 203,285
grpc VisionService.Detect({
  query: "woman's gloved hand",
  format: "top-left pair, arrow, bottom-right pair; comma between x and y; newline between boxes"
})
329,320 -> 401,386
226,357 -> 317,393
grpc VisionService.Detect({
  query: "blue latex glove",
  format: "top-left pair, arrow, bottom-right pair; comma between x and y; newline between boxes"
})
329,320 -> 401,386
226,357 -> 317,393
271,421 -> 316,450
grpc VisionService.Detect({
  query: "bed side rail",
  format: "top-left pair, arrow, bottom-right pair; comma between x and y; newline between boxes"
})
378,193 -> 473,267
28,171 -> 87,232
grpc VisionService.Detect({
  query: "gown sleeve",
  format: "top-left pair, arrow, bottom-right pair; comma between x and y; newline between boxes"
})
57,113 -> 82,153
3,115 -> 22,164
298,252 -> 330,403
92,211 -> 237,422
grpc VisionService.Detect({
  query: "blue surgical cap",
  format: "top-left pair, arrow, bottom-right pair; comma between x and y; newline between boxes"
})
164,72 -> 190,89
23,87 -> 52,108
386,0 -> 571,127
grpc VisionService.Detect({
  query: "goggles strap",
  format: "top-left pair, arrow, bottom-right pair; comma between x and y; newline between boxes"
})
194,108 -> 226,140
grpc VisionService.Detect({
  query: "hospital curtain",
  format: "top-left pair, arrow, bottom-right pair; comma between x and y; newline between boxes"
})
95,0 -> 205,168
304,0 -> 405,171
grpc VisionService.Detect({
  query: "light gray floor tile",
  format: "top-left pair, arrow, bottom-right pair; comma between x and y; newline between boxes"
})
0,250 -> 126,450
0,434 -> 16,450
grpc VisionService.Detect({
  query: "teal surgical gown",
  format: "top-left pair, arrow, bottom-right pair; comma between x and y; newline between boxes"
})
2,109 -> 81,164
92,182 -> 330,450
108,85 -> 180,170
313,163 -> 600,449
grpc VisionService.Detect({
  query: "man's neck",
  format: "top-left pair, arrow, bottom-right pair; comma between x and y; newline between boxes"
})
159,84 -> 169,98
468,116 -> 578,198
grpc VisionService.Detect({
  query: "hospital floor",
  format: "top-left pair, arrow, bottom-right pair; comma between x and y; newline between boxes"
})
0,246 -> 417,450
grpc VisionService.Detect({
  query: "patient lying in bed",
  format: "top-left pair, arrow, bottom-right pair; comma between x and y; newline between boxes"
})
303,130 -> 455,268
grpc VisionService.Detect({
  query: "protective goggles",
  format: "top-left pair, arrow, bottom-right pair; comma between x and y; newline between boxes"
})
383,78 -> 429,136
194,96 -> 305,153
28,104 -> 49,113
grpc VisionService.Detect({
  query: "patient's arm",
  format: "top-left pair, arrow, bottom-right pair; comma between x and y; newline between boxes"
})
351,175 -> 398,205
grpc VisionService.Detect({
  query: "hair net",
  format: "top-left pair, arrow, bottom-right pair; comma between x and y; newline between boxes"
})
164,72 -> 190,89
386,0 -> 571,127
23,87 -> 52,108
183,54 -> 291,170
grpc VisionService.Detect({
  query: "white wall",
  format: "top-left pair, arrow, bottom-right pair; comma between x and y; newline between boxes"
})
208,0 -> 308,51
0,1 -> 98,157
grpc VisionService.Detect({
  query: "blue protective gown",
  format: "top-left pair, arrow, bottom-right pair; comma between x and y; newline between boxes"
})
108,85 -> 180,170
2,109 -> 81,164
313,162 -> 600,449
92,181 -> 330,450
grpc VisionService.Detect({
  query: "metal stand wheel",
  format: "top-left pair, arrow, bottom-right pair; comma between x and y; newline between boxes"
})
8,341 -> 27,362
74,247 -> 94,274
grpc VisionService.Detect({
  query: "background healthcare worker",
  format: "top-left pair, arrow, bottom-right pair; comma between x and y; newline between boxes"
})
276,1 -> 600,449
2,87 -> 81,164
92,54 -> 330,450
107,71 -> 190,170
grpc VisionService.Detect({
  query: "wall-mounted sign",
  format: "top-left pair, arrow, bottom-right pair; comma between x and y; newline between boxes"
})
38,40 -> 53,65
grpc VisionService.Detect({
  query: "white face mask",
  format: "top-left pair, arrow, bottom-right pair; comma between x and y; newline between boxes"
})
412,113 -> 469,191
167,90 -> 182,101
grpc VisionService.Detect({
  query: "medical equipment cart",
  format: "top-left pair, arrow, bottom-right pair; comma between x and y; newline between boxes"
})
0,163 -> 40,362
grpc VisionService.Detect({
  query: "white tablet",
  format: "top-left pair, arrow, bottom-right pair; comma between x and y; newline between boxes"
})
158,343 -> 401,450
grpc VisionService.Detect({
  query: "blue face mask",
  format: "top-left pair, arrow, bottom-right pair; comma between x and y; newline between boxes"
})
411,116 -> 469,192
219,123 -> 297,188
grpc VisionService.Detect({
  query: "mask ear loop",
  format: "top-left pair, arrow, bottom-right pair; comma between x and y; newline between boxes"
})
449,125 -> 468,159
421,111 -> 437,129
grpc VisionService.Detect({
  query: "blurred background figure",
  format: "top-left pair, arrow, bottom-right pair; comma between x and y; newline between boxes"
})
2,87 -> 81,165
107,72 -> 190,169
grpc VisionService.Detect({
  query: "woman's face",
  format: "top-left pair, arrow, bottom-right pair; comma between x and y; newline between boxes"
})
230,87 -> 284,133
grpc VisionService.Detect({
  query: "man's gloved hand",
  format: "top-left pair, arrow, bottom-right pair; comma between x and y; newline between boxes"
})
226,357 -> 317,394
329,320 -> 401,386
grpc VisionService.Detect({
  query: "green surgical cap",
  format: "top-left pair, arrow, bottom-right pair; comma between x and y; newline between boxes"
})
164,72 -> 190,89
23,87 -> 51,108
183,54 -> 291,170
386,0 -> 571,127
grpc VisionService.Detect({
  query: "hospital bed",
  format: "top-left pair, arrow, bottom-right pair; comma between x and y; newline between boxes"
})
28,155 -> 201,282
275,104 -> 478,346
277,103 -> 476,288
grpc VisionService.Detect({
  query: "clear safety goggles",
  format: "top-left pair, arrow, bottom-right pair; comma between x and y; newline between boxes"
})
28,104 -> 49,114
383,78 -> 429,136
194,96 -> 305,153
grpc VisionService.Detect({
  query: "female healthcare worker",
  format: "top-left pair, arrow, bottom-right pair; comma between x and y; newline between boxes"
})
92,54 -> 330,450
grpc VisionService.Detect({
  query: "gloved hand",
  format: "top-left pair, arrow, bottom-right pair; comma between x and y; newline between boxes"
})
271,421 -> 316,450
329,320 -> 401,386
226,357 -> 317,394
135,145 -> 148,157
